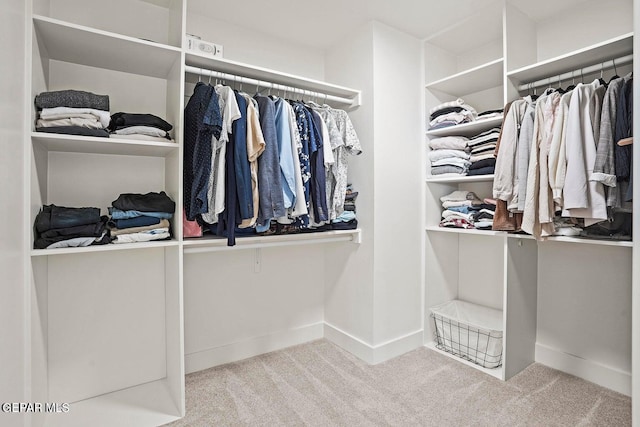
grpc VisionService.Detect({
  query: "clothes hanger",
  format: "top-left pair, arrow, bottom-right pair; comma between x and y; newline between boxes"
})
608,58 -> 621,84
598,63 -> 607,87
566,70 -> 576,92
556,74 -> 565,94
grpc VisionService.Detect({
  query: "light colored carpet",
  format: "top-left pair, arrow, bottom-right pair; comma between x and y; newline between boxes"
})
167,339 -> 630,426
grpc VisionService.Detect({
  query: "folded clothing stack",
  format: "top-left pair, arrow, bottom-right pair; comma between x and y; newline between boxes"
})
34,204 -> 111,249
332,184 -> 358,230
476,109 -> 503,122
108,191 -> 175,244
428,99 -> 477,130
428,136 -> 470,176
467,127 -> 500,176
108,112 -> 173,142
35,90 -> 110,138
439,191 -> 496,230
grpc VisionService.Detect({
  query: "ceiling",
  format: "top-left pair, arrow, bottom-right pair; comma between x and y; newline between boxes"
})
188,0 -> 501,50
188,0 -> 590,51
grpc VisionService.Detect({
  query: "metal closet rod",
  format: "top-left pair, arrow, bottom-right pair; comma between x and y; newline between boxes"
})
517,54 -> 633,91
184,65 -> 354,106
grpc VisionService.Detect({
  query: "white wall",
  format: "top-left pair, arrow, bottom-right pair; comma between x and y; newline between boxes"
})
186,13 -> 325,81
371,22 -> 423,345
324,22 -> 376,347
0,1 -> 27,426
323,21 -> 423,361
537,244 -> 632,392
183,247 -> 325,372
535,0 -> 632,62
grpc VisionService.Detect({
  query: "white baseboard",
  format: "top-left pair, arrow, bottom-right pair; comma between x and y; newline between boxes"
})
185,322 -> 324,374
324,322 -> 423,365
535,343 -> 631,396
323,322 -> 375,363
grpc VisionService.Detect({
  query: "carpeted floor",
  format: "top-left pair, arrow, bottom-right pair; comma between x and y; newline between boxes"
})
167,339 -> 631,426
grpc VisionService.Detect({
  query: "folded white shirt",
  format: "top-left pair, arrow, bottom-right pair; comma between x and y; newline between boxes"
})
114,126 -> 169,138
441,210 -> 474,221
429,136 -> 469,151
113,229 -> 170,244
40,107 -> 110,128
37,117 -> 103,129
470,152 -> 496,163
431,157 -> 471,168
429,111 -> 475,127
428,149 -> 470,162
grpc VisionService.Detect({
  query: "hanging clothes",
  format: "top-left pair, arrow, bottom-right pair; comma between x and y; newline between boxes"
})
562,80 -> 607,226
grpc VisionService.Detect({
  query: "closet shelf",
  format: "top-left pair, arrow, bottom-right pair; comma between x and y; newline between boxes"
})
426,226 -> 632,247
33,15 -> 181,79
425,342 -> 503,380
537,236 -> 632,248
31,133 -> 179,157
426,116 -> 503,138
426,174 -> 494,184
183,229 -> 361,253
425,58 -> 504,97
43,378 -> 180,427
184,53 -> 362,107
31,240 -> 179,257
507,32 -> 633,85
426,226 -> 505,237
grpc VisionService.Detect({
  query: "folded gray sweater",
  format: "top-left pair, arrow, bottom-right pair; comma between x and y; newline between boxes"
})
35,89 -> 110,111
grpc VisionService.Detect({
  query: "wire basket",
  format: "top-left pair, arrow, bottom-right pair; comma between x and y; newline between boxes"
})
430,300 -> 503,369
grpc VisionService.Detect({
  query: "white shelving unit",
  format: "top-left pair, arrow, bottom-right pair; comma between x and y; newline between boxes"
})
423,0 -> 634,387
425,58 -> 504,97
183,229 -> 361,253
507,32 -> 634,85
26,1 -> 363,425
27,1 -> 184,426
184,52 -> 362,107
426,174 -> 494,184
32,133 -> 179,157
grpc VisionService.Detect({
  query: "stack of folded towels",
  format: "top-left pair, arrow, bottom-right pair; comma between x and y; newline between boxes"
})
439,191 -> 496,230
35,90 -> 110,137
34,205 -> 110,249
467,127 -> 500,176
108,112 -> 173,142
428,136 -> 470,176
108,191 -> 175,244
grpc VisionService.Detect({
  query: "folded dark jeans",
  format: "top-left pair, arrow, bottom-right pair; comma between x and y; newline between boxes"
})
39,216 -> 108,239
109,112 -> 173,132
467,166 -> 495,176
108,216 -> 161,229
35,89 -> 110,111
34,218 -> 108,249
111,191 -> 176,213
35,205 -> 102,233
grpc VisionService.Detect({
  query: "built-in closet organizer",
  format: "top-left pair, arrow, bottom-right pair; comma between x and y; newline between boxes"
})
25,0 -> 363,425
424,0 -> 634,393
179,51 -> 362,374
27,1 -> 186,426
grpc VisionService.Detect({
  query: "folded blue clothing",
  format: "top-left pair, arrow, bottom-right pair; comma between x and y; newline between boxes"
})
334,211 -> 356,223
109,216 -> 161,229
108,207 -> 173,220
